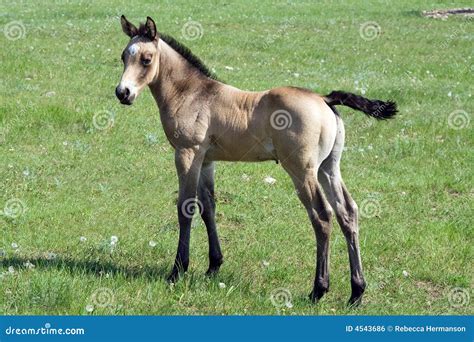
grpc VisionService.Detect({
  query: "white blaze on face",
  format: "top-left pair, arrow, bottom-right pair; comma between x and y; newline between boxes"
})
128,43 -> 140,56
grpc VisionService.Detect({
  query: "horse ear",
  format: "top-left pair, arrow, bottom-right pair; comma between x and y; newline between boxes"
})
145,16 -> 158,40
121,15 -> 138,38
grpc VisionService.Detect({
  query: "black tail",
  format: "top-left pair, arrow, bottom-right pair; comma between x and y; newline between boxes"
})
324,90 -> 397,120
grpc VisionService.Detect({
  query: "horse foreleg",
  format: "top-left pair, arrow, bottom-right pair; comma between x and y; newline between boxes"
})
167,147 -> 206,283
197,161 -> 224,275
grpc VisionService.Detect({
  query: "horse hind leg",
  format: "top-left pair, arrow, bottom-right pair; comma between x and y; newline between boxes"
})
282,160 -> 334,303
318,119 -> 366,306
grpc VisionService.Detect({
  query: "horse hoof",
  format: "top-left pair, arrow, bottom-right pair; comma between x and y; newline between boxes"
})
205,267 -> 220,277
309,289 -> 328,303
347,295 -> 363,308
166,272 -> 179,284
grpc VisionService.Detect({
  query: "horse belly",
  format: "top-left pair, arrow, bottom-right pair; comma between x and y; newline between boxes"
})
206,135 -> 277,162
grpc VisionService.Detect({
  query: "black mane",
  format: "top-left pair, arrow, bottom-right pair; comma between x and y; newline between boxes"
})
137,24 -> 217,80
161,34 -> 218,80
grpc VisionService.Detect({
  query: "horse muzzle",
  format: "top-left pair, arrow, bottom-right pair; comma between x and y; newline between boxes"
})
115,85 -> 135,105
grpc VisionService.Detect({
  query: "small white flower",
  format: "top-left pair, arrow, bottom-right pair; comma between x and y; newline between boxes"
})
262,260 -> 270,267
218,282 -> 226,289
241,174 -> 250,181
85,304 -> 94,313
46,252 -> 57,260
447,91 -> 452,97
402,270 -> 409,277
11,242 -> 18,249
224,66 -> 234,71
149,240 -> 157,247
8,266 -> 15,274
79,236 -> 87,242
23,261 -> 35,269
110,236 -> 118,244
264,176 -> 276,185
286,302 -> 294,309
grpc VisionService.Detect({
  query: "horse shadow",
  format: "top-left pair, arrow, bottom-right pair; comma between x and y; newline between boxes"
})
1,255 -> 171,280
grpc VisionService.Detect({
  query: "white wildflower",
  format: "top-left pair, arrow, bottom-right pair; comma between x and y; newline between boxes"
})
264,176 -> 276,185
23,261 -> 35,269
110,236 -> 118,246
46,252 -> 57,260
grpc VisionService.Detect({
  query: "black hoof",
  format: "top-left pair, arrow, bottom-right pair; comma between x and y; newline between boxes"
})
166,271 -> 180,284
309,287 -> 329,303
205,257 -> 223,276
205,266 -> 221,277
347,295 -> 363,307
347,278 -> 366,307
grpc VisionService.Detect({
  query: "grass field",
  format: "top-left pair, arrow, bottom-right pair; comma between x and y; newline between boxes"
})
0,0 -> 472,315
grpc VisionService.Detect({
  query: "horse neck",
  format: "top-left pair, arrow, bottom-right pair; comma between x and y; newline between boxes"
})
149,39 -> 210,115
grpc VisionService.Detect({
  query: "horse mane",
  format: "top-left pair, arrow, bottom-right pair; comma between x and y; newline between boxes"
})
137,24 -> 218,80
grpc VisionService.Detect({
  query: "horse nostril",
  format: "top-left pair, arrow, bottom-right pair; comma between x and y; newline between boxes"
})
115,86 -> 130,101
115,86 -> 123,100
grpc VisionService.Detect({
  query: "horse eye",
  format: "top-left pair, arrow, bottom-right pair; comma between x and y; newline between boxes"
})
142,58 -> 152,66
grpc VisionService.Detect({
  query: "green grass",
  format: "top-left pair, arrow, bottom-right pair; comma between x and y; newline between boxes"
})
0,0 -> 472,315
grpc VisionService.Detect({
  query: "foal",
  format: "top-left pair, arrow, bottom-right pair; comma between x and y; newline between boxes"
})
115,16 -> 397,306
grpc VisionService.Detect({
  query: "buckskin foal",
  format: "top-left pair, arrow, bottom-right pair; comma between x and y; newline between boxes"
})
115,16 -> 397,306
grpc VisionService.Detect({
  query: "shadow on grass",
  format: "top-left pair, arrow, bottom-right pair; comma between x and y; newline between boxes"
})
1,256 -> 171,280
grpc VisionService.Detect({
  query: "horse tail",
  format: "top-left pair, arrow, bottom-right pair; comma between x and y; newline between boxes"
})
324,90 -> 397,120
